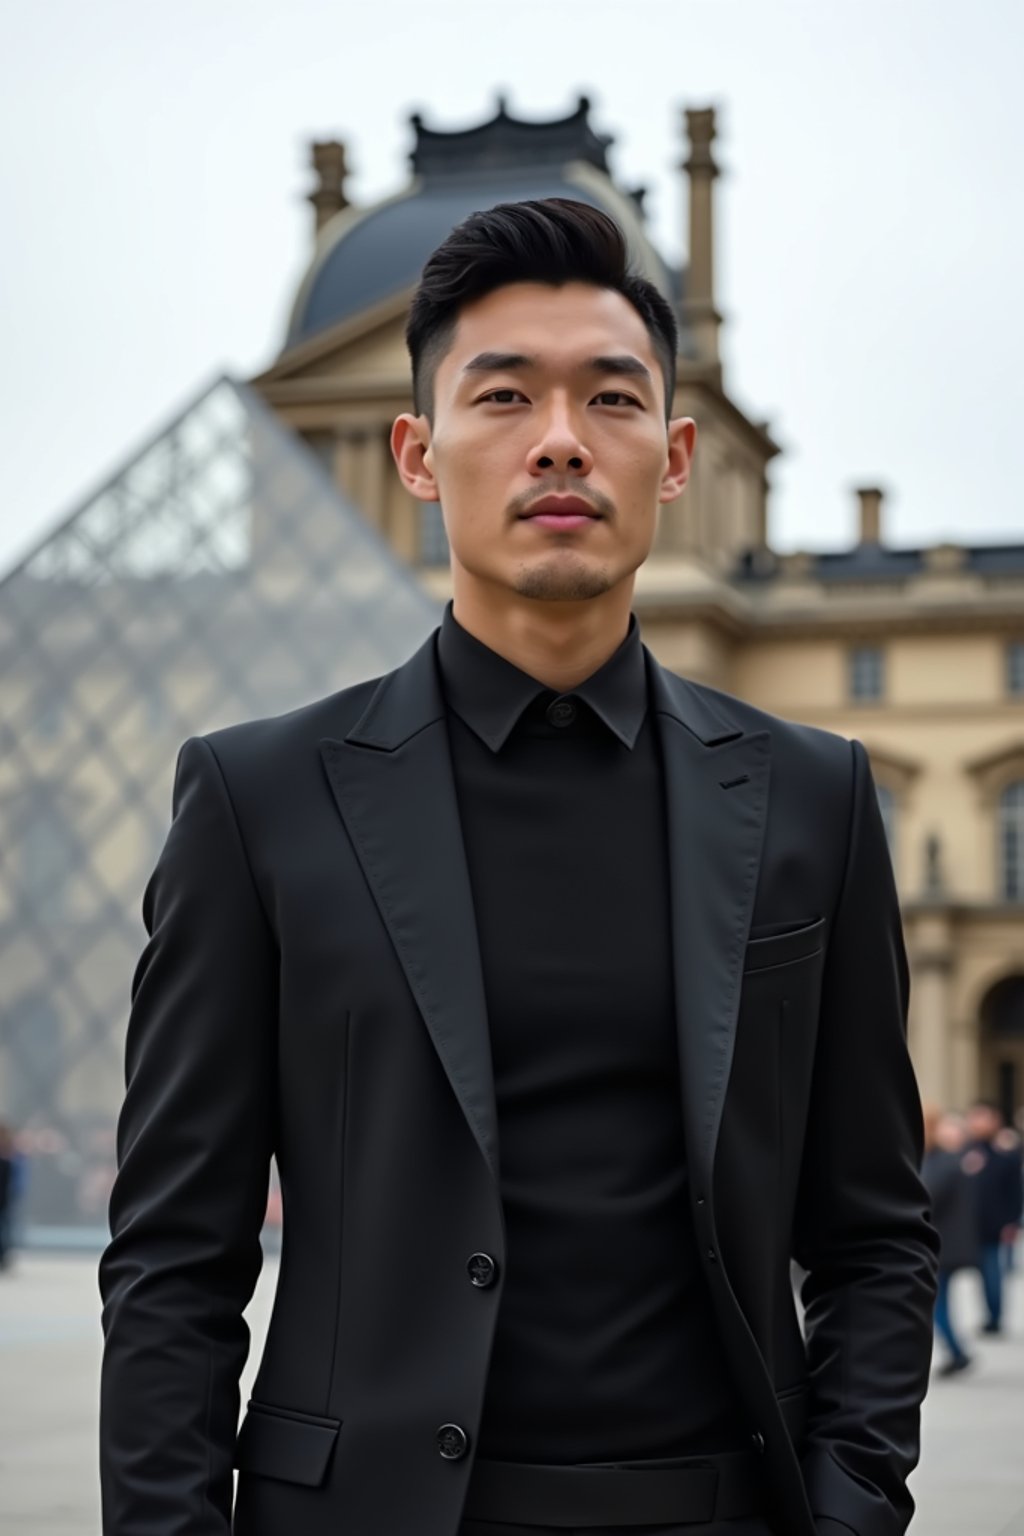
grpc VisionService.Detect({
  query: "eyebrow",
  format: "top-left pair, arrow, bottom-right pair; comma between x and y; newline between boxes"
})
461,351 -> 654,385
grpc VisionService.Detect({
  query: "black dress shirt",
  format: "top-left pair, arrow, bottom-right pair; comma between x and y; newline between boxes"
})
436,601 -> 746,1463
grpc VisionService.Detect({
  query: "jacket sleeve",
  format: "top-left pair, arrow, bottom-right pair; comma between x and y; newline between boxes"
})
792,738 -> 940,1536
98,735 -> 277,1535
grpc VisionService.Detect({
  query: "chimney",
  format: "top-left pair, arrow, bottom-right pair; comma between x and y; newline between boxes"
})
681,106 -> 722,370
308,140 -> 350,236
856,486 -> 884,545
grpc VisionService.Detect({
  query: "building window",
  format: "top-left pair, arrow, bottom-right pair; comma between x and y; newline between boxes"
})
875,782 -> 896,860
1008,641 -> 1024,697
849,646 -> 885,702
419,502 -> 450,566
1000,781 -> 1024,901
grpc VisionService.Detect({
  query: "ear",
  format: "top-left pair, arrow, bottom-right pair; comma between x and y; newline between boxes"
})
391,414 -> 440,502
659,416 -> 697,503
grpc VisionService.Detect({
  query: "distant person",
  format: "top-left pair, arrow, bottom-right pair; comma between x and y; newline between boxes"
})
963,1099 -> 1024,1334
992,1115 -> 1022,1275
1000,1112 -> 1024,1277
0,1123 -> 15,1271
921,1105 -> 976,1375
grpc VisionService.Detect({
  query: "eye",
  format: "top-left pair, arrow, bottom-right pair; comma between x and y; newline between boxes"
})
593,391 -> 641,408
478,388 -> 527,404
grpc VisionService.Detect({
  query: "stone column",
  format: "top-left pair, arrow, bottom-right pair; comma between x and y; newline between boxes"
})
334,429 -> 361,504
358,427 -> 389,534
681,108 -> 723,372
907,912 -> 955,1104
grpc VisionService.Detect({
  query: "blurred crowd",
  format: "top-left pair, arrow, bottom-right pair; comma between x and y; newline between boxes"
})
921,1099 -> 1024,1376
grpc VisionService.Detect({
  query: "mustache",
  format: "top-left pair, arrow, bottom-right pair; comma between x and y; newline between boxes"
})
508,484 -> 616,520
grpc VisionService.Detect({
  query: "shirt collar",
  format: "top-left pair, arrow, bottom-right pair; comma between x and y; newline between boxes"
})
436,599 -> 648,753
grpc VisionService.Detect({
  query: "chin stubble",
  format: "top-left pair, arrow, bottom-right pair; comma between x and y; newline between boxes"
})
513,562 -> 614,601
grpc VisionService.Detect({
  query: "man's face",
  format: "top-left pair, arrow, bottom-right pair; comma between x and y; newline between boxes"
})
967,1105 -> 999,1142
936,1113 -> 966,1153
393,281 -> 694,606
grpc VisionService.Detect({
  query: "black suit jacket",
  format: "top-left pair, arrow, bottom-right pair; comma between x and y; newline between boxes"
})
98,628 -> 939,1536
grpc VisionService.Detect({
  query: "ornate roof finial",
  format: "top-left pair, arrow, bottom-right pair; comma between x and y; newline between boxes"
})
308,140 -> 350,238
409,98 -> 613,179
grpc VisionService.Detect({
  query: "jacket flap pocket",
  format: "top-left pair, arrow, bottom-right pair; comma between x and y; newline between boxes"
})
744,915 -> 825,974
234,1401 -> 341,1487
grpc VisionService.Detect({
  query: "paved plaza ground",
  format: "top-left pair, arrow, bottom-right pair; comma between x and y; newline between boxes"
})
1,1249 -> 1022,1535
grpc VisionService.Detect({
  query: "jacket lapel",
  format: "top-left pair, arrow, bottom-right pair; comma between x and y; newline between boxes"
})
318,632 -> 500,1186
647,655 -> 772,1188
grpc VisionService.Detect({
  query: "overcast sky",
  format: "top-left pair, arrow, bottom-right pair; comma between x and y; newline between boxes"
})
1,0 -> 1021,574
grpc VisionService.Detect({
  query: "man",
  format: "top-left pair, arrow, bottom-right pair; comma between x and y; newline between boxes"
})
963,1099 -> 1023,1334
920,1106 -> 975,1376
99,198 -> 938,1536
0,1123 -> 15,1271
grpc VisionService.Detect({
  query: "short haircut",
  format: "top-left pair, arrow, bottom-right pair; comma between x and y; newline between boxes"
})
405,197 -> 679,423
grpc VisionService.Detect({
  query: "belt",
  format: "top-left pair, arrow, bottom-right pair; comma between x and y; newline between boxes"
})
462,1448 -> 767,1528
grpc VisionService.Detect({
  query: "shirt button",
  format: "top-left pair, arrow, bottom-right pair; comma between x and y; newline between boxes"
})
437,1423 -> 469,1460
546,696 -> 577,727
467,1252 -> 498,1288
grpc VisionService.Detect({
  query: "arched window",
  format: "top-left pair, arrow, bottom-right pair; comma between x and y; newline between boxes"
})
1000,781 -> 1024,901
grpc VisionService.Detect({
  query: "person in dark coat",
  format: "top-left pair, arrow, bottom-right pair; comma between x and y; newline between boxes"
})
921,1105 -> 976,1375
964,1099 -> 1024,1335
0,1124 -> 15,1272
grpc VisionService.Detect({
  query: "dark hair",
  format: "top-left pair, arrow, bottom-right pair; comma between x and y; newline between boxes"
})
405,197 -> 678,422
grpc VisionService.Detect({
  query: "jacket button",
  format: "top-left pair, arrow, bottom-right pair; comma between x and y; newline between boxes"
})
707,1248 -> 717,1262
437,1423 -> 469,1460
467,1252 -> 498,1288
751,1430 -> 766,1453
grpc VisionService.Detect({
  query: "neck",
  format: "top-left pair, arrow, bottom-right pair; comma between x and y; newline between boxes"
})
450,578 -> 635,692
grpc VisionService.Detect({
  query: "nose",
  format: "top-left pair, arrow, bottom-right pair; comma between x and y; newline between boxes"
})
529,400 -> 593,478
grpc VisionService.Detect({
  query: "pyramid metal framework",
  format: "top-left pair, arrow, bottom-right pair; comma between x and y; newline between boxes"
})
0,377 -> 440,1230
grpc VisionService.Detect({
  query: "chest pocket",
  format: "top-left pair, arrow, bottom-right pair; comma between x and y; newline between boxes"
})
743,914 -> 825,975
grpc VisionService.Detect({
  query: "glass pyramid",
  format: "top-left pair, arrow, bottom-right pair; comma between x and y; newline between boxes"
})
0,376 -> 441,1233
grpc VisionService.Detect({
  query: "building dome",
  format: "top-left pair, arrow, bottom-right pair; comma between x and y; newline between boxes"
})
285,97 -> 685,351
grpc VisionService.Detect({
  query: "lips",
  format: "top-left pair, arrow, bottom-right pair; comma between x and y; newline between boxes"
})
520,495 -> 601,519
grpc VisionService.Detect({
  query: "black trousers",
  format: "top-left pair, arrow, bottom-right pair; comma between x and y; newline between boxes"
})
460,1520 -> 775,1535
